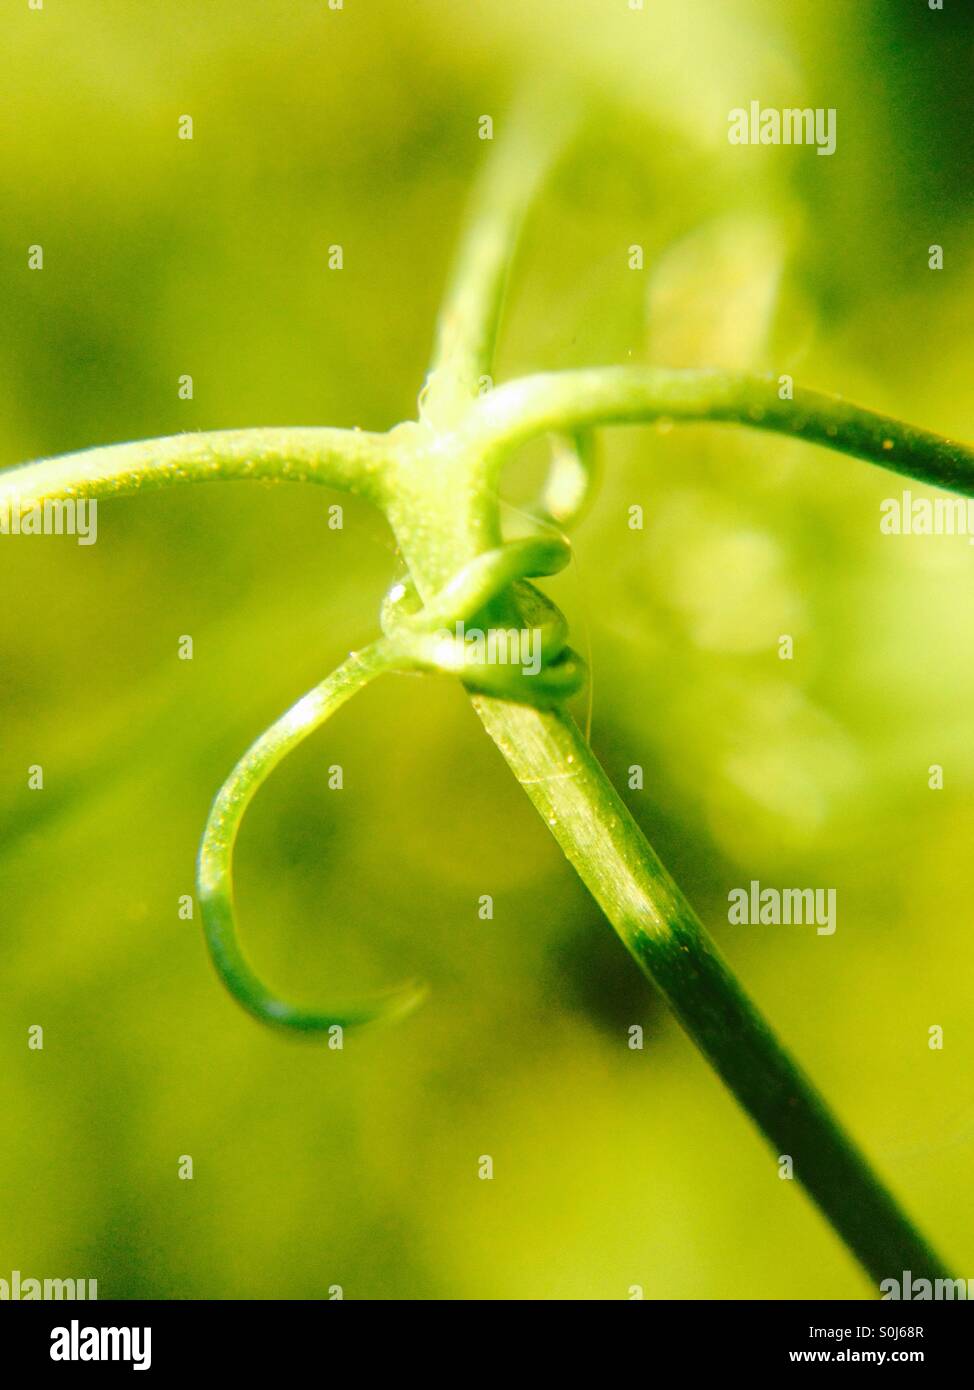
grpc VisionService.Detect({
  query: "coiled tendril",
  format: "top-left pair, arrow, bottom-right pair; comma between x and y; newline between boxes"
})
197,502 -> 587,1037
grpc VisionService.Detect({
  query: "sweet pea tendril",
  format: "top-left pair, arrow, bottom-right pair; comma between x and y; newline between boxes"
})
4,104 -> 971,1288
197,526 -> 585,1033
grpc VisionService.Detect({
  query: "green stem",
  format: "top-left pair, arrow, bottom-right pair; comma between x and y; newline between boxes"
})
472,366 -> 974,497
422,98 -> 572,430
471,694 -> 952,1287
388,418 -> 957,1286
0,426 -> 393,508
391,467 -> 955,1284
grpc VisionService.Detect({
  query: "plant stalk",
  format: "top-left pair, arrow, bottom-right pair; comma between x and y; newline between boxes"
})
471,693 -> 952,1288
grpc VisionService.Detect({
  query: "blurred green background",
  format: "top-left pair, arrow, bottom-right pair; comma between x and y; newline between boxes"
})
2,0 -> 972,1299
